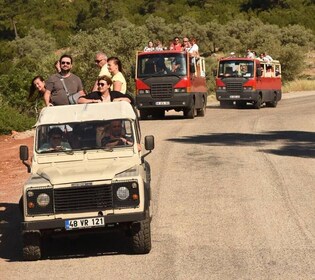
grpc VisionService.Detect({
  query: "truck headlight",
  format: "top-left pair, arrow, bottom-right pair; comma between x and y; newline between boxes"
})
138,89 -> 150,94
113,181 -> 140,208
26,188 -> 54,215
174,88 -> 186,93
217,86 -> 226,90
37,193 -> 50,207
243,86 -> 253,91
116,186 -> 130,200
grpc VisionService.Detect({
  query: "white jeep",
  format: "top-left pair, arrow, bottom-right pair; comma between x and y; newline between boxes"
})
19,102 -> 154,260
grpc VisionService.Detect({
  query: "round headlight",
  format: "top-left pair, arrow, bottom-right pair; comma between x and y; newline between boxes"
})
37,193 -> 50,207
116,186 -> 130,200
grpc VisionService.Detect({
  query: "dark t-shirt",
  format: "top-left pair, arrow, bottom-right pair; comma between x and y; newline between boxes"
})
46,73 -> 84,105
80,91 -> 134,104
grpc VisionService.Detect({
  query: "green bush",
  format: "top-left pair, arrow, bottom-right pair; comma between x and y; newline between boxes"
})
0,103 -> 36,134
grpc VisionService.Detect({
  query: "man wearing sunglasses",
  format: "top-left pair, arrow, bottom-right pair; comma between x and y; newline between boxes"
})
92,52 -> 111,91
44,54 -> 85,106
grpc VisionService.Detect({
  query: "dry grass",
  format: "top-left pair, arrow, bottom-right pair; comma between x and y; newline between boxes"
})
283,79 -> 315,93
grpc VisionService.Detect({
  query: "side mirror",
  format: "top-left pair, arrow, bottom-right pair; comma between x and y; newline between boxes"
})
212,69 -> 217,77
20,145 -> 31,173
141,135 -> 154,162
145,135 -> 154,151
256,68 -> 262,77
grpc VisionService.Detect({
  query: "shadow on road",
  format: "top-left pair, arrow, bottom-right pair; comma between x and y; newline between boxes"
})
0,203 -> 23,261
167,130 -> 315,158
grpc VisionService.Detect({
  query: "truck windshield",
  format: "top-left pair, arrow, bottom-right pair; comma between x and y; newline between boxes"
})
218,61 -> 254,78
36,119 -> 134,153
137,53 -> 187,77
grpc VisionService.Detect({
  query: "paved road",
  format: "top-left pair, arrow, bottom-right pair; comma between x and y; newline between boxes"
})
1,92 -> 314,279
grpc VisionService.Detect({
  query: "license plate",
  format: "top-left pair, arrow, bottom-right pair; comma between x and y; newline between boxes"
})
230,95 -> 240,99
155,101 -> 170,105
65,217 -> 105,230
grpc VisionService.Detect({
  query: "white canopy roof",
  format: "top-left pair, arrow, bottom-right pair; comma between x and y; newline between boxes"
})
35,101 -> 136,126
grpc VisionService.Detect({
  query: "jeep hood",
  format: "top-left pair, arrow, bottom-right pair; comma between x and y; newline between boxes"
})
37,159 -> 139,185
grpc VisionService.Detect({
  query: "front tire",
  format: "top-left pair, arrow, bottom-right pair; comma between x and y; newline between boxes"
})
130,211 -> 151,254
184,102 -> 195,119
196,98 -> 206,117
254,95 -> 262,109
22,232 -> 41,261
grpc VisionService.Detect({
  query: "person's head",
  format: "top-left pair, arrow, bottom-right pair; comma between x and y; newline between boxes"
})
48,127 -> 63,147
29,75 -> 45,100
148,41 -> 154,48
110,120 -> 123,137
190,37 -> 196,44
97,75 -> 112,93
183,37 -> 190,46
95,52 -> 108,68
59,54 -> 73,74
173,37 -> 180,45
107,57 -> 123,74
54,60 -> 61,73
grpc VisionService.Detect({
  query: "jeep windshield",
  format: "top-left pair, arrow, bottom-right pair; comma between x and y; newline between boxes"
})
218,60 -> 254,78
137,53 -> 187,77
36,119 -> 134,153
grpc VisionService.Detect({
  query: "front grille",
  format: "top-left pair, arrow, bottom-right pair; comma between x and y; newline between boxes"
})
226,80 -> 243,94
151,83 -> 173,99
54,185 -> 113,213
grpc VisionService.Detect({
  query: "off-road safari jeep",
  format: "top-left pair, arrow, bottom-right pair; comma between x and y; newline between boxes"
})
19,102 -> 154,260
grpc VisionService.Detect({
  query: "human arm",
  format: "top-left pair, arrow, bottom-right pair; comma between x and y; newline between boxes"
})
78,92 -> 101,104
43,89 -> 53,106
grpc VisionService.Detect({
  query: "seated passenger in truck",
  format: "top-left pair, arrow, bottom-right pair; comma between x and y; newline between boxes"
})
39,127 -> 72,152
101,120 -> 133,148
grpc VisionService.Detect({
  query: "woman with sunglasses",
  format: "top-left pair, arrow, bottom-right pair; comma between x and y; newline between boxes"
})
78,75 -> 133,104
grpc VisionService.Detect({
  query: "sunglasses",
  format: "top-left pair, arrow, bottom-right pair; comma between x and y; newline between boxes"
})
61,61 -> 71,65
95,59 -> 104,63
97,82 -> 106,87
183,40 -> 189,42
52,136 -> 61,140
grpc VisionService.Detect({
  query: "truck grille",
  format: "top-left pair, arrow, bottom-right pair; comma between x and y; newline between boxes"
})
54,185 -> 113,213
151,83 -> 173,99
226,81 -> 243,94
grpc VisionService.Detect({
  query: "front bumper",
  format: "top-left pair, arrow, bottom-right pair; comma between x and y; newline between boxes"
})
216,91 -> 258,102
136,93 -> 193,110
22,211 -> 146,231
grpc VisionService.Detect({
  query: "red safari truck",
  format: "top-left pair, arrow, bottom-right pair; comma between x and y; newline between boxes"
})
135,50 -> 208,119
215,57 -> 282,109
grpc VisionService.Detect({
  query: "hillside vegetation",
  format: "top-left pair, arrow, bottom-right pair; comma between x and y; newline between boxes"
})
0,0 -> 315,133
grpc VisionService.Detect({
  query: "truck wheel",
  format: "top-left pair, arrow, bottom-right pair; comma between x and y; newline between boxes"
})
254,95 -> 262,109
196,99 -> 206,117
139,110 -> 148,120
130,211 -> 151,254
22,232 -> 41,261
184,103 -> 195,119
266,94 -> 278,108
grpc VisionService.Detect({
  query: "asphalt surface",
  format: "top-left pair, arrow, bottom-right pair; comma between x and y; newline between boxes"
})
0,91 -> 314,280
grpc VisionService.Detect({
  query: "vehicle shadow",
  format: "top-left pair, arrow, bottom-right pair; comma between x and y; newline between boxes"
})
0,202 -> 23,261
41,230 -> 133,260
166,130 -> 315,158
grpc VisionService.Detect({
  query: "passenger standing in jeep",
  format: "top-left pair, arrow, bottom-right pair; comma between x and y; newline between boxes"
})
44,54 -> 85,106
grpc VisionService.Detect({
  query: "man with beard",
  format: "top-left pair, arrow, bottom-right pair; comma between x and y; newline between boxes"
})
44,54 -> 85,106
